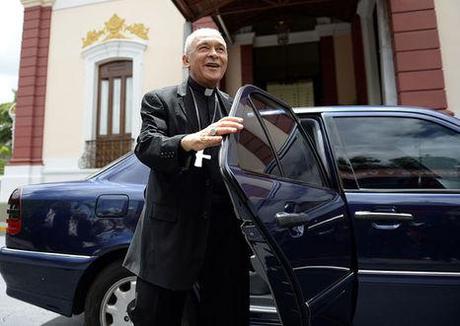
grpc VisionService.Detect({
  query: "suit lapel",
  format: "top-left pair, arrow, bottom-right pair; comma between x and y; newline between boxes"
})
176,81 -> 232,132
176,80 -> 188,120
176,80 -> 199,132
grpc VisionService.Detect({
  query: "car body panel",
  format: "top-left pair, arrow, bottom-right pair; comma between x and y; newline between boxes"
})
0,247 -> 95,316
6,155 -> 146,256
323,110 -> 460,326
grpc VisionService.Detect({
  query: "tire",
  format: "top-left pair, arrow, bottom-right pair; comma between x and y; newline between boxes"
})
84,259 -> 199,326
84,260 -> 136,326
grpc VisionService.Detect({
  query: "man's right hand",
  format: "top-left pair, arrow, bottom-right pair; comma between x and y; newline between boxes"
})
180,117 -> 244,152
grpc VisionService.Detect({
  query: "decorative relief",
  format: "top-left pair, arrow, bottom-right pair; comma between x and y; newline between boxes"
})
82,14 -> 149,48
125,23 -> 149,40
82,30 -> 105,48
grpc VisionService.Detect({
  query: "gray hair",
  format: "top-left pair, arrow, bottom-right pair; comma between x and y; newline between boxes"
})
184,28 -> 226,55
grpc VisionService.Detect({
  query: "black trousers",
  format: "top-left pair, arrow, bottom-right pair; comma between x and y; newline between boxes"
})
130,201 -> 250,326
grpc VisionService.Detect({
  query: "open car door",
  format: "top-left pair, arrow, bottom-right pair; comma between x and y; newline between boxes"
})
220,85 -> 356,326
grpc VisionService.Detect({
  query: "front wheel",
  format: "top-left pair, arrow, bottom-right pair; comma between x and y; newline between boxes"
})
84,260 -> 136,326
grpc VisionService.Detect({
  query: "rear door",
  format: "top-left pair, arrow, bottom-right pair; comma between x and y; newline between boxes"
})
219,85 -> 356,326
324,111 -> 460,326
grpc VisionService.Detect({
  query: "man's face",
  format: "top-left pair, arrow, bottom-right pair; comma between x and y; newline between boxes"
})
183,35 -> 228,88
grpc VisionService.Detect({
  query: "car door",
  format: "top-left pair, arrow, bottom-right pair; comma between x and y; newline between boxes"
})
219,85 -> 356,326
324,110 -> 460,326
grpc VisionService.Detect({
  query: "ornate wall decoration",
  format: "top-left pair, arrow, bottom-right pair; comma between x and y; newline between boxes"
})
82,14 -> 149,48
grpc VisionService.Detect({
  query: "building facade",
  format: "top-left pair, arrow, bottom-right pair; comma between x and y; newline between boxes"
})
1,0 -> 459,201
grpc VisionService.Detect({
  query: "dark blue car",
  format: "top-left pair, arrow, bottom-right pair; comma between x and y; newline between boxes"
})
1,85 -> 460,326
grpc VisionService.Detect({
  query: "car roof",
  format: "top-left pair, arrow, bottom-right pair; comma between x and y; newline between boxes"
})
293,105 -> 460,125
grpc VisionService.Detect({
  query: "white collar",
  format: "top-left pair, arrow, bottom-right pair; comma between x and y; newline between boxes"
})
204,88 -> 214,96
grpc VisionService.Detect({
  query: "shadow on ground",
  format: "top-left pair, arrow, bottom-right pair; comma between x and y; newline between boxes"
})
41,314 -> 84,326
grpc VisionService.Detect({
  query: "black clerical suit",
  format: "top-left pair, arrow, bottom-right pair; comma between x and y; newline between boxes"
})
123,78 -> 249,326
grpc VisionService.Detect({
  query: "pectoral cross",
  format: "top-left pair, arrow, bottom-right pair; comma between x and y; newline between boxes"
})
194,150 -> 211,168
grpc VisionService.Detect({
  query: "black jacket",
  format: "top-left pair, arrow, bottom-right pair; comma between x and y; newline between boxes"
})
123,80 -> 232,290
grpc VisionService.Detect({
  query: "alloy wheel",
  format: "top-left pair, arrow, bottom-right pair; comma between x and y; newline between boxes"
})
100,275 -> 136,326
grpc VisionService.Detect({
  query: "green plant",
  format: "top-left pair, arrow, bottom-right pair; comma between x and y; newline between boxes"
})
0,100 -> 14,175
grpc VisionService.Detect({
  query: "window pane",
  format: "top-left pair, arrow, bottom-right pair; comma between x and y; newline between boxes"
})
333,117 -> 460,190
125,77 -> 133,134
267,80 -> 314,107
250,93 -> 324,187
301,118 -> 327,166
108,157 -> 149,185
112,78 -> 121,134
230,96 -> 281,176
99,80 -> 109,136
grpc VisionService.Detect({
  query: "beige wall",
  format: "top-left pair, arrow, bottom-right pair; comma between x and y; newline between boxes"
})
225,44 -> 242,97
435,0 -> 460,116
334,33 -> 357,105
44,0 -> 184,163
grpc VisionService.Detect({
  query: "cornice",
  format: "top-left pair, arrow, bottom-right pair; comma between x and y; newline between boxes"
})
21,0 -> 55,8
54,0 -> 114,11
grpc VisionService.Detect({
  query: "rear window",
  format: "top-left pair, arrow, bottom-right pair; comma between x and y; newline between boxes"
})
88,153 -> 149,185
107,158 -> 149,185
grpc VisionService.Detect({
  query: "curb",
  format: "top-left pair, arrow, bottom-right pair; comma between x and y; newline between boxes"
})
0,222 -> 6,233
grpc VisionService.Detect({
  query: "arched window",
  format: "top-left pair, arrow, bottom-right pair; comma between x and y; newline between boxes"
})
80,39 -> 147,169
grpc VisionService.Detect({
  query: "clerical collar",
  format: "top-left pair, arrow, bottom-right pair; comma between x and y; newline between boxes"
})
188,77 -> 216,97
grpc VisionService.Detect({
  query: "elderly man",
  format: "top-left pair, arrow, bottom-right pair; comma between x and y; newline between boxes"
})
123,28 -> 249,326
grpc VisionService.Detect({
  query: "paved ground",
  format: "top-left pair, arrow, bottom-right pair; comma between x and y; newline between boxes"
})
0,203 -> 7,224
0,235 -> 84,325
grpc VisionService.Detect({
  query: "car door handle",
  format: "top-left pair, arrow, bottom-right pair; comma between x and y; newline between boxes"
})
354,211 -> 414,221
275,211 -> 311,228
371,222 -> 401,231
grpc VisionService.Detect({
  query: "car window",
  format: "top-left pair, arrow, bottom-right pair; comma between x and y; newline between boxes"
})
107,158 -> 149,185
230,95 -> 282,176
249,93 -> 324,187
301,118 -> 327,168
86,152 -> 132,180
331,116 -> 460,190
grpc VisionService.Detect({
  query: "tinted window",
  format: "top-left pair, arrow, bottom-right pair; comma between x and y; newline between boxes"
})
332,117 -> 460,190
301,118 -> 327,167
230,95 -> 282,176
107,158 -> 149,185
250,93 -> 324,187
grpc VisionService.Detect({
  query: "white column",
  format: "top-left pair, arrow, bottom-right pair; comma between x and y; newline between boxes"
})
377,0 -> 398,105
182,21 -> 192,80
0,165 -> 44,202
357,0 -> 382,105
